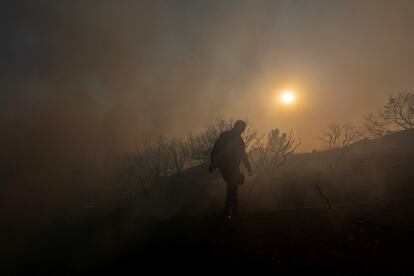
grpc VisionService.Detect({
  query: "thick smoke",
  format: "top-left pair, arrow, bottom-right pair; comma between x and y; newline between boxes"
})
1,0 -> 414,247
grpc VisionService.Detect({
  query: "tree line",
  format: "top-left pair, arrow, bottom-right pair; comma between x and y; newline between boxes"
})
118,91 -> 414,200
118,119 -> 300,200
319,91 -> 414,150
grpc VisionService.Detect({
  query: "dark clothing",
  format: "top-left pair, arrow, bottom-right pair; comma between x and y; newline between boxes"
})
210,129 -> 250,217
210,129 -> 249,169
220,164 -> 245,217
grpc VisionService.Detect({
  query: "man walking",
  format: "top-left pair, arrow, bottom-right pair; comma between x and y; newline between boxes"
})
209,120 -> 253,220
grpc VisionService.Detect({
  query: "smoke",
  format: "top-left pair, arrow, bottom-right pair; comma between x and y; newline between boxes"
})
2,0 -> 414,161
2,0 -> 414,244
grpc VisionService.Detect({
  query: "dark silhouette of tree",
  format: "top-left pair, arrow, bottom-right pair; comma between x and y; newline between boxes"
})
319,123 -> 360,150
143,136 -> 171,187
120,136 -> 171,199
384,92 -> 414,129
251,129 -> 300,172
364,92 -> 414,137
363,113 -> 393,137
318,122 -> 362,163
167,138 -> 190,176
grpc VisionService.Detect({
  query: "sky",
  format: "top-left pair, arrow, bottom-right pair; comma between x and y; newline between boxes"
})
1,0 -> 414,166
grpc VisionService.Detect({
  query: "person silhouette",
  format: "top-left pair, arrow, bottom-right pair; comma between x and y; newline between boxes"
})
209,120 -> 253,220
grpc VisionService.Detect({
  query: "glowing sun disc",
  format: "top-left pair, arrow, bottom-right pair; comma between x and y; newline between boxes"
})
281,91 -> 295,104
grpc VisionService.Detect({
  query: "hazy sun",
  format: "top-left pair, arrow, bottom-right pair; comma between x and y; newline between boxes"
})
281,90 -> 295,104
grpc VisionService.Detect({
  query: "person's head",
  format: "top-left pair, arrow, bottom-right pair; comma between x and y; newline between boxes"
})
233,120 -> 247,134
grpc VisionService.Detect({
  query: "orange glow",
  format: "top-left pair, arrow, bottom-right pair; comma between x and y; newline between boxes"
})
281,90 -> 296,104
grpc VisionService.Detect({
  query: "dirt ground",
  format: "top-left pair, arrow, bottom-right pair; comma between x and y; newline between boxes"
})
5,198 -> 414,275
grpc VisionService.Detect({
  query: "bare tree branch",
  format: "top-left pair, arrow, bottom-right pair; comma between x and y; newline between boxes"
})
251,128 -> 300,172
364,92 -> 414,137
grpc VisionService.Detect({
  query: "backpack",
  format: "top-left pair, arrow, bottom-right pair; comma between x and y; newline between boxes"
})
211,130 -> 239,168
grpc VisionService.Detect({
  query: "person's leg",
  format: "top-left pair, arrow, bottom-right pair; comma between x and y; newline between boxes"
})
228,182 -> 238,217
220,165 -> 242,218
223,184 -> 231,217
220,167 -> 232,218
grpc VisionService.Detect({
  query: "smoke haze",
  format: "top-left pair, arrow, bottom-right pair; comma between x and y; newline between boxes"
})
2,1 -> 414,157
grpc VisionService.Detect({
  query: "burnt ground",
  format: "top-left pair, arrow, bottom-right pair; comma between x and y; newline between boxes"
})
4,198 -> 414,275
3,131 -> 414,275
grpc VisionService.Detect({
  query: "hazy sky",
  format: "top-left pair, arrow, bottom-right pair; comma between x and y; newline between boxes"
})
1,0 -> 414,161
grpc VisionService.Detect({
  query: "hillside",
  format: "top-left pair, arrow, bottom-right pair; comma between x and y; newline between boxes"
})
155,128 -> 414,217
3,129 -> 414,274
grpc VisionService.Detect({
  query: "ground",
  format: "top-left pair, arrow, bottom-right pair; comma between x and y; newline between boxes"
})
5,198 -> 414,275
4,131 -> 414,275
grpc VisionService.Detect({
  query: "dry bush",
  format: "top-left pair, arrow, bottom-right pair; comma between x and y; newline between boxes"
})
250,129 -> 301,173
119,119 -> 259,199
167,138 -> 191,176
119,136 -> 172,200
319,123 -> 361,150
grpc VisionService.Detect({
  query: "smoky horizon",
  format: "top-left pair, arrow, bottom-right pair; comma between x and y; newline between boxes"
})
2,1 -> 414,161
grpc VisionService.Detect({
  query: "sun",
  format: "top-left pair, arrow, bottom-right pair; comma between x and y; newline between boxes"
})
281,90 -> 296,104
